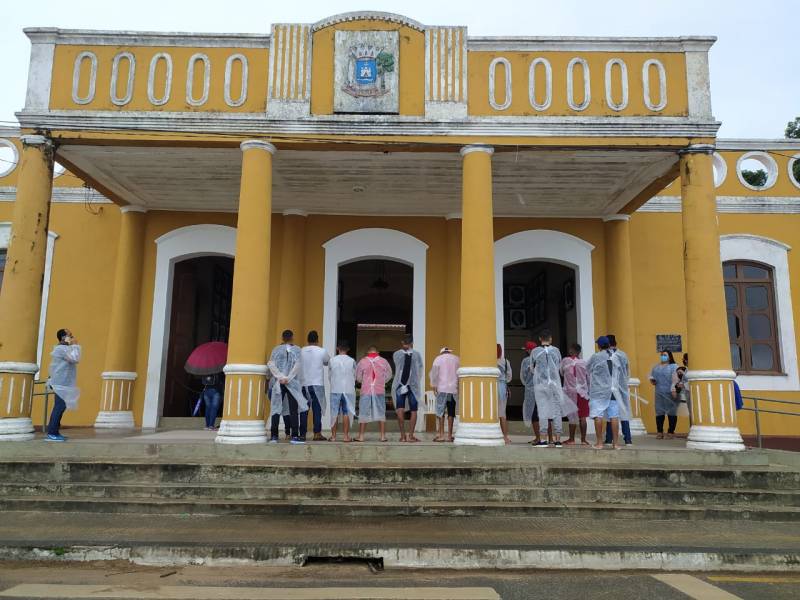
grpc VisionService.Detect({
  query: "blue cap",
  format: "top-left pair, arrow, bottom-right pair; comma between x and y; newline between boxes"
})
596,336 -> 610,347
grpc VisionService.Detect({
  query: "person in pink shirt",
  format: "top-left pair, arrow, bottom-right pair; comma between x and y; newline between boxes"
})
354,346 -> 393,442
560,343 -> 590,446
429,347 -> 460,442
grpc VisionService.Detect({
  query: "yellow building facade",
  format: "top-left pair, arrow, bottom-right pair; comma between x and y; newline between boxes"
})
1,11 -> 798,448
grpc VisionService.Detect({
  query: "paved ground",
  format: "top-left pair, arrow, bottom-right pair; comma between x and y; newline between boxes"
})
1,562 -> 799,599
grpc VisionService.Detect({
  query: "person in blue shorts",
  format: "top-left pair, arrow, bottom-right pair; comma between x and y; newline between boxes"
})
392,334 -> 424,443
586,336 -> 630,450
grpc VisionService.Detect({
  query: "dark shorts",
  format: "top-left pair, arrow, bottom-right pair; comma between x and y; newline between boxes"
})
395,390 -> 418,412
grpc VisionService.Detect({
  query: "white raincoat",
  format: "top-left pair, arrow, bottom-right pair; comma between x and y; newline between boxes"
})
586,349 -> 631,420
391,349 -> 423,401
531,345 -> 577,434
48,344 -> 81,409
267,343 -> 305,417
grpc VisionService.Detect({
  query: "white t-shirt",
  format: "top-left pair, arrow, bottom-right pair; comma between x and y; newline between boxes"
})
329,354 -> 356,395
300,345 -> 330,387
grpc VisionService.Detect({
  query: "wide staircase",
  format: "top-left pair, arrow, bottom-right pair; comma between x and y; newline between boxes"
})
0,442 -> 798,521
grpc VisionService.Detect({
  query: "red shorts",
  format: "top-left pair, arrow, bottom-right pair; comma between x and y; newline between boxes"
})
577,395 -> 590,418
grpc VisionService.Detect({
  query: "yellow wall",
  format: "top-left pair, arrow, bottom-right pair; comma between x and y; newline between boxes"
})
3,200 -> 800,435
49,45 -> 269,113
3,130 -> 800,436
629,211 -> 800,436
468,51 -> 688,116
0,202 -> 119,429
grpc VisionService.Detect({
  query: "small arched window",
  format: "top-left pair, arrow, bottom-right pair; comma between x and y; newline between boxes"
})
724,260 -> 781,373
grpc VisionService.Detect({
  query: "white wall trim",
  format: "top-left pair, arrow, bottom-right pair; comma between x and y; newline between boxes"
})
638,195 -> 800,214
0,223 -> 57,377
494,230 -> 595,357
788,154 -> 800,191
143,224 -> 237,428
720,234 -> 799,391
101,371 -> 137,380
322,228 -> 428,428
736,151 -> 778,191
0,140 -> 19,178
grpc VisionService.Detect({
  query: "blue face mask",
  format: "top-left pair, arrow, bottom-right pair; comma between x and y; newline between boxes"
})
660,355 -> 669,363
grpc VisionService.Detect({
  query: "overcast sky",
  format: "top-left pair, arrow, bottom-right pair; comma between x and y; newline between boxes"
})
1,0 -> 795,138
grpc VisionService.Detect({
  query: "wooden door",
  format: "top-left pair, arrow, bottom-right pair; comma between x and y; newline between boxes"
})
163,261 -> 198,417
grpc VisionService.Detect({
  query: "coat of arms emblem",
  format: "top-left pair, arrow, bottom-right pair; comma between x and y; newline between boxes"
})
334,30 -> 399,113
343,44 -> 395,97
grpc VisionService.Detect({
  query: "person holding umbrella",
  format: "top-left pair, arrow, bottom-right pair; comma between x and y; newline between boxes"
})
184,341 -> 228,431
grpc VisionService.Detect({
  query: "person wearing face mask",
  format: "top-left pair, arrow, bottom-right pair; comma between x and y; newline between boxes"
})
650,350 -> 679,438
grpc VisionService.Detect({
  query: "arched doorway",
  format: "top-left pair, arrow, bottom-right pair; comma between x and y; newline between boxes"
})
322,228 -> 428,428
162,255 -> 233,417
143,224 -> 237,428
502,261 -> 577,419
337,258 -> 413,381
494,230 -> 596,420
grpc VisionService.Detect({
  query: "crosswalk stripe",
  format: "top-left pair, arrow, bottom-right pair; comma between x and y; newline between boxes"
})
0,585 -> 501,600
652,574 -> 743,600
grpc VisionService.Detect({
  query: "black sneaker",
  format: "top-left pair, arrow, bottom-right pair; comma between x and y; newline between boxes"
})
553,441 -> 563,448
534,441 -> 549,448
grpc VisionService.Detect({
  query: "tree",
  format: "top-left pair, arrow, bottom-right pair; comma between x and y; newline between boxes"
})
376,51 -> 394,91
742,169 -> 767,187
786,117 -> 800,139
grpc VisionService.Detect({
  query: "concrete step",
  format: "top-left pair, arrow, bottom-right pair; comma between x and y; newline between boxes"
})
1,481 -> 798,508
1,459 -> 798,490
1,495 -> 798,521
0,438 -> 777,468
2,511 -> 798,572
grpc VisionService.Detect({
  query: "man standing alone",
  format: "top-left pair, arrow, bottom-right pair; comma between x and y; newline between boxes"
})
46,328 -> 81,442
300,330 -> 330,441
392,335 -> 423,442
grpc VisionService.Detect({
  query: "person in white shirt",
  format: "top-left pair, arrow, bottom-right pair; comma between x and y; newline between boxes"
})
300,330 -> 330,441
328,340 -> 356,442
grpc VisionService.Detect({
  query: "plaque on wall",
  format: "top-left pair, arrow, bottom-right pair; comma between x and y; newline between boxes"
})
334,30 -> 399,113
656,334 -> 683,353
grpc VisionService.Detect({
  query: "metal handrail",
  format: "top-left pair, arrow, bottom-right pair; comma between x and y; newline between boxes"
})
740,395 -> 800,448
31,379 -> 52,431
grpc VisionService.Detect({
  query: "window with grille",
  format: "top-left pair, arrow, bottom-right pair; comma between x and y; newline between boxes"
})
724,261 -> 781,374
